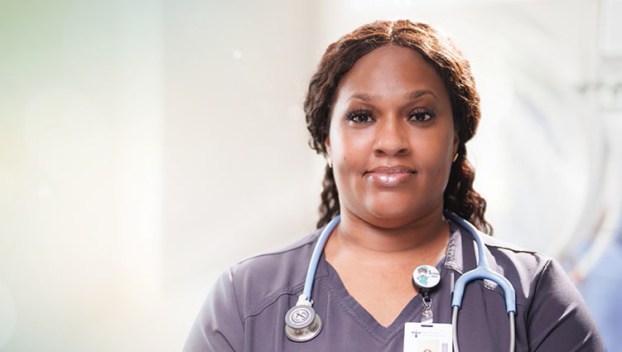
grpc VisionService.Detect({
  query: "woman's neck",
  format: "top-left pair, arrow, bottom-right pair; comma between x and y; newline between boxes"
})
325,209 -> 450,264
322,208 -> 451,327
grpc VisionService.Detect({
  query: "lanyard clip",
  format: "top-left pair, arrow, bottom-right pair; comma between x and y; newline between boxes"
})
412,264 -> 441,325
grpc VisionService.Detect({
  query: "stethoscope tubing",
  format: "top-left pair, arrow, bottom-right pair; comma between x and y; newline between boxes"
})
445,211 -> 516,314
293,212 -> 516,351
301,215 -> 341,302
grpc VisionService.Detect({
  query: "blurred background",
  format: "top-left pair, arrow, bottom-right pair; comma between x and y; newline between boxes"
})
1,0 -> 621,350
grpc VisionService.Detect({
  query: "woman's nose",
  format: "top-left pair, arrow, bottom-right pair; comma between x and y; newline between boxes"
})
373,118 -> 410,157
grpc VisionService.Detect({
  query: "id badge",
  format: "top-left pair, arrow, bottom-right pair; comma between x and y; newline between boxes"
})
404,322 -> 453,352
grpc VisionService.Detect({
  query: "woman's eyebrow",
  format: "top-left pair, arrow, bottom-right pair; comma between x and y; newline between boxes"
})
347,93 -> 374,102
345,90 -> 438,102
407,89 -> 437,100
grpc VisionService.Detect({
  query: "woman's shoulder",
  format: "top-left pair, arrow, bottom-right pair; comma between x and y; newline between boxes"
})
479,233 -> 605,350
478,232 -> 577,303
220,229 -> 321,314
233,230 -> 319,272
481,232 -> 551,270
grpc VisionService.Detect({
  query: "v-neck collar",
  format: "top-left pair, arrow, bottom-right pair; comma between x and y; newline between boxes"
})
320,259 -> 425,343
316,225 -> 462,344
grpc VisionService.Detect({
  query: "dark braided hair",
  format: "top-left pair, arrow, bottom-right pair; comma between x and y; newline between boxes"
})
304,20 -> 493,234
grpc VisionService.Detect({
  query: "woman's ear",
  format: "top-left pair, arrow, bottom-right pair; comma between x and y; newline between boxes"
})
453,132 -> 459,156
324,136 -> 332,157
324,136 -> 334,168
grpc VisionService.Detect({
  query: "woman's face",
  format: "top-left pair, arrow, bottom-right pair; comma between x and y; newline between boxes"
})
325,45 -> 458,228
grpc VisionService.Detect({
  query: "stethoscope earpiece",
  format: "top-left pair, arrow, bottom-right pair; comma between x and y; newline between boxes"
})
284,296 -> 323,342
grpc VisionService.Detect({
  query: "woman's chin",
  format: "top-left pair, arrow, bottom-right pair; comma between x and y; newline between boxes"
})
361,201 -> 441,228
363,209 -> 420,229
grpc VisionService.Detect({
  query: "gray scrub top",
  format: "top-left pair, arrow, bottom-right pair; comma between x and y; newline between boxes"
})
184,223 -> 605,351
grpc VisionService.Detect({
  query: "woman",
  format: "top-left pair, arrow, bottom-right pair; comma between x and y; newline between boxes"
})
184,20 -> 605,351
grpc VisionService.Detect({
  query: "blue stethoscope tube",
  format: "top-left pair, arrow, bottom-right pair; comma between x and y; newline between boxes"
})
444,212 -> 516,313
444,211 -> 516,352
300,215 -> 341,302
285,212 -> 516,351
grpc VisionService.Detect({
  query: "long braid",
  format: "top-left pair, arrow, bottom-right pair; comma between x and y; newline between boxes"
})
316,166 -> 340,228
445,148 -> 493,234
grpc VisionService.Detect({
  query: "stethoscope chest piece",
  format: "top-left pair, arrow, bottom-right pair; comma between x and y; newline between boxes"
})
284,299 -> 323,342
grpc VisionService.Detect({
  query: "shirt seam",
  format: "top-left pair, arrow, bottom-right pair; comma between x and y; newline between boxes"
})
236,232 -> 320,266
243,284 -> 305,320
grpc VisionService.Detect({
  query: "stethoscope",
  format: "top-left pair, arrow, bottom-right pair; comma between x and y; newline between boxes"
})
284,211 -> 517,352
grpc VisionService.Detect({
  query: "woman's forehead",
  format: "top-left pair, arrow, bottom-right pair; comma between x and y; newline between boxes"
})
334,45 -> 449,105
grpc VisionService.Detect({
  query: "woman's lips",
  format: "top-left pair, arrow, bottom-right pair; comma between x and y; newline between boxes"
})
364,166 -> 416,186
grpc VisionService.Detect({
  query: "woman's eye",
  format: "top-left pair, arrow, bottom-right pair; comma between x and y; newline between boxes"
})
346,111 -> 373,123
408,109 -> 435,122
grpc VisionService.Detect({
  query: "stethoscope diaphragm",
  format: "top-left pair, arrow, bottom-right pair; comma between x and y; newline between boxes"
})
284,299 -> 323,342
